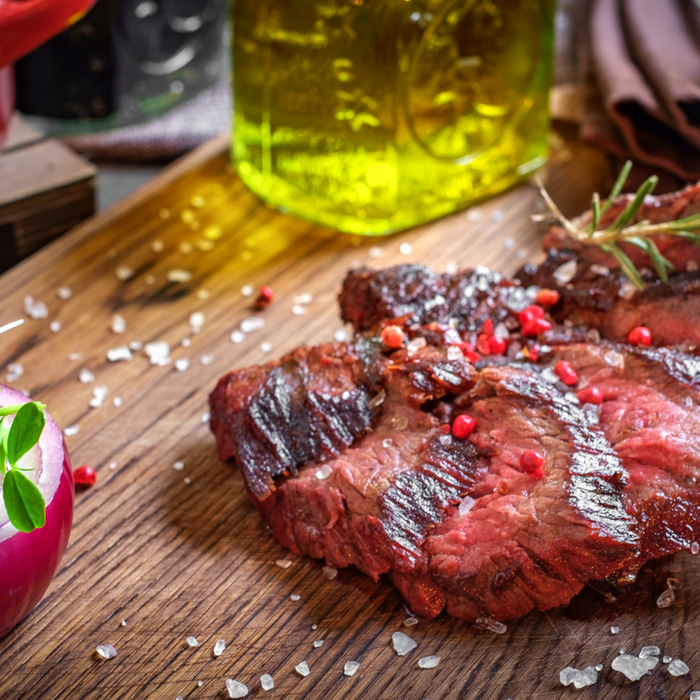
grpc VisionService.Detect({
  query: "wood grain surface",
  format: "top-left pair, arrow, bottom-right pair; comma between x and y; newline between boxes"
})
1,131 -> 699,700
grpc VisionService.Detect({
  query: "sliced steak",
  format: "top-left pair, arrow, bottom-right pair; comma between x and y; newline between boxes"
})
389,364 -> 635,622
517,250 -> 700,349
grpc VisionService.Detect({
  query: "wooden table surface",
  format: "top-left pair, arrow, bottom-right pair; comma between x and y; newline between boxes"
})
1,132 -> 699,700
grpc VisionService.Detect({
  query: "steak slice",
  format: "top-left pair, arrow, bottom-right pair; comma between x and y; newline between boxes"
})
213,342 -> 481,579
389,363 -> 635,622
517,251 -> 700,349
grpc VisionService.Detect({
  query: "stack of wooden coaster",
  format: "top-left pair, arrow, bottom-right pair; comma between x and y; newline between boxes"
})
0,114 -> 96,273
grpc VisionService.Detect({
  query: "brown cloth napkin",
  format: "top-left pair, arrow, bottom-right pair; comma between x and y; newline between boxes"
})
581,0 -> 700,183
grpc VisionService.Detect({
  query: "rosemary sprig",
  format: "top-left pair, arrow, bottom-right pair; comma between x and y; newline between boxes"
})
536,161 -> 700,291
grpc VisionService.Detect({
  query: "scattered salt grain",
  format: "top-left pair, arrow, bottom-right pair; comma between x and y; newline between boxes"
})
466,208 -> 482,222
276,559 -> 292,569
663,656 -> 672,663
292,305 -> 308,316
639,646 -> 661,659
559,666 -> 597,689
196,288 -> 211,299
314,640 -> 323,648
445,261 -> 458,274
186,636 -> 198,647
540,367 -> 559,384
400,243 -> 412,255
145,342 -> 171,366
116,266 -> 134,281
404,617 -> 418,627
129,341 -> 143,351
503,237 -> 515,250
111,314 -> 126,334
657,587 -> 676,608
418,656 -> 440,669
63,425 -> 80,436
334,329 -> 348,342
231,330 -> 245,344
368,388 -> 386,410
57,286 -> 72,300
89,386 -> 108,408
491,209 -> 504,222
6,363 -> 23,382
294,293 -> 314,305
691,542 -> 699,555
565,392 -> 580,404
368,246 -> 384,259
439,435 -> 452,446
151,240 -> 164,253
620,648 -> 627,654
200,354 -> 214,365
691,692 -> 700,700
183,477 -> 191,485
668,659 -> 690,676
553,260 -> 577,284
344,661 -> 360,676
121,619 -> 126,626
590,264 -> 610,277
604,350 -> 624,368
392,631 -> 417,656
260,674 -> 274,690
240,317 -> 265,333
173,461 -> 185,471
316,464 -> 332,480
447,346 -> 463,361
198,681 -> 204,687
24,296 -> 48,319
181,337 -> 191,347
475,617 -> 507,634
214,639 -> 226,656
175,359 -> 189,372
167,269 -> 192,283
145,275 -> 156,285
260,342 -> 273,353
312,624 -> 318,630
96,644 -> 117,659
226,679 -> 248,698
241,285 -> 254,297
515,249 -> 527,260
620,279 -> 637,300
323,566 -> 337,580
201,412 -> 210,424
611,654 -> 657,681
290,594 -> 301,601
113,397 -> 122,407
295,661 -> 310,677
50,321 -> 61,332
595,664 -> 603,672
79,368 -> 95,384
189,312 -> 205,334
458,496 -> 475,516
107,346 -> 133,362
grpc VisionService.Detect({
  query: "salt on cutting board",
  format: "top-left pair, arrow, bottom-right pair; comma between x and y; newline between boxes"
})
0,131 -> 699,699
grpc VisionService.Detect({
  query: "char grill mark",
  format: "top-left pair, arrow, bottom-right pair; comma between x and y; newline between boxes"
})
389,364 -> 635,622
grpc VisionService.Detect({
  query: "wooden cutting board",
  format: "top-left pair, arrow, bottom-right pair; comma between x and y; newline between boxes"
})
1,129 -> 698,700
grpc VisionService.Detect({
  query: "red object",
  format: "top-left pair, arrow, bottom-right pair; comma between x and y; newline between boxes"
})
476,333 -> 491,355
0,64 -> 11,151
522,318 -> 552,337
380,325 -> 406,349
459,342 -> 480,364
439,424 -> 451,435
520,450 -> 545,477
452,414 -> 475,439
254,285 -> 274,310
518,304 -> 544,327
577,386 -> 603,405
554,360 -> 578,386
535,289 -> 560,307
73,465 -> 96,489
481,319 -> 494,337
628,326 -> 651,347
488,336 -> 507,356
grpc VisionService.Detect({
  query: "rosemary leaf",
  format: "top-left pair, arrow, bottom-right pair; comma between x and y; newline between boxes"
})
589,192 -> 601,236
599,160 -> 632,219
628,237 -> 674,282
654,213 -> 700,231
602,242 -> 645,291
675,230 -> 700,247
609,175 -> 658,232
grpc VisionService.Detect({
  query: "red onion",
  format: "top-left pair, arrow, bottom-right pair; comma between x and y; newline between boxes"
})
0,385 -> 73,639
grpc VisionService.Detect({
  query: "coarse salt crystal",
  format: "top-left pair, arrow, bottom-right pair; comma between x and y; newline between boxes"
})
691,692 -> 700,700
292,305 -> 308,316
173,461 -> 184,471
63,425 -> 79,436
334,329 -> 348,342
313,640 -> 323,648
200,354 -> 214,365
368,388 -> 386,409
620,279 -> 637,300
108,346 -> 133,362
69,353 -> 82,361
312,624 -> 318,630
553,260 -> 577,284
189,312 -> 205,334
231,330 -> 245,344
491,209 -> 504,222
175,358 -> 189,372
196,288 -> 211,299
145,342 -> 170,366
113,397 -> 122,407
590,264 -> 610,277
368,246 -> 384,259
611,654 -> 657,681
316,464 -> 333,480
79,368 -> 95,384
595,664 -> 603,672
24,296 -> 48,319
559,666 -> 597,689
290,594 -> 301,601
186,636 -> 198,647
241,285 -> 254,297
226,679 -> 248,698
503,237 -> 515,250
6,363 -> 23,382
657,587 -> 675,608
418,656 -> 440,669
89,386 -> 108,408
121,619 -> 126,626
240,317 -> 264,333
344,661 -> 360,676
447,346 -> 463,361
213,639 -> 226,656
604,350 -> 624,368
293,293 -> 314,305
392,631 -> 417,656
129,341 -> 143,351
111,314 -> 126,334
151,240 -> 164,253
400,243 -> 412,255
110,462 -> 118,470
167,269 -> 192,283
466,208 -> 481,222
50,321 -> 61,333
404,617 -> 418,627
260,342 -> 273,353
295,661 -> 310,677
183,477 -> 191,485
439,434 -> 452,446
445,261 -> 458,274
323,566 -> 337,580
57,286 -> 72,300
475,617 -> 507,634
201,412 -> 210,424
260,674 -> 274,690
663,655 -> 672,663
96,644 -> 117,659
276,559 -> 292,569
116,266 -> 134,281
668,659 -> 689,676
459,496 -> 475,516
692,542 -> 700,555
515,249 -> 527,260
639,646 -> 661,659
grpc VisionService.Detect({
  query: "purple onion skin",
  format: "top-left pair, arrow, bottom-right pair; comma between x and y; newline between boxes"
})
0,447 -> 74,639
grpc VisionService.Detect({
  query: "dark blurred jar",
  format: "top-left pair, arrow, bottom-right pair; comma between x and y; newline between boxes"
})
14,0 -> 227,135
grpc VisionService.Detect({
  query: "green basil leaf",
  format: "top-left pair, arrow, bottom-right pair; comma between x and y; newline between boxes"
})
3,469 -> 46,532
6,402 -> 45,467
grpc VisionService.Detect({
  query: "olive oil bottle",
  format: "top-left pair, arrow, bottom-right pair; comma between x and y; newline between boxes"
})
231,0 -> 555,235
